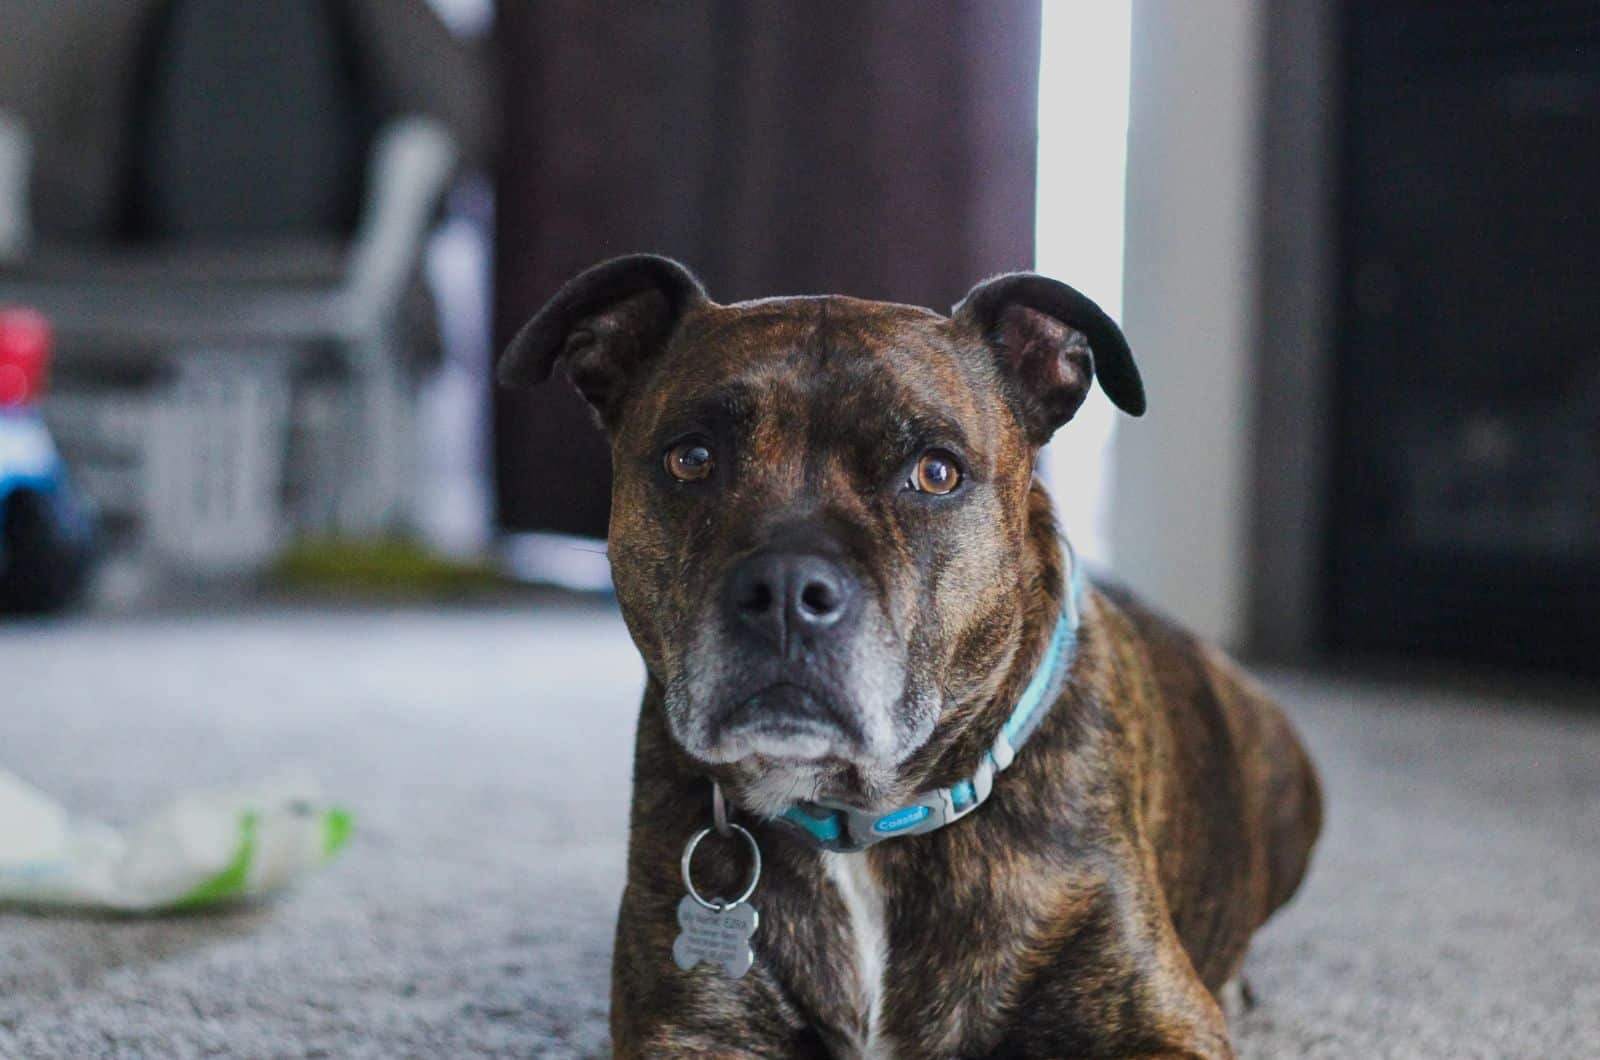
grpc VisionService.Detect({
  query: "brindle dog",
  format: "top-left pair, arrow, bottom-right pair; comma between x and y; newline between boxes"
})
500,255 -> 1321,1059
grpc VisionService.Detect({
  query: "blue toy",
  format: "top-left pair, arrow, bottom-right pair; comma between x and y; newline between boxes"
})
0,308 -> 93,613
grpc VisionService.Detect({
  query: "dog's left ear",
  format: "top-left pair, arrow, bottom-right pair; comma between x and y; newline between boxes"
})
953,272 -> 1145,444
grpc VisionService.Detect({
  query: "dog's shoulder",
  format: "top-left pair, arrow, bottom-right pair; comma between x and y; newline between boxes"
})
1082,570 -> 1266,720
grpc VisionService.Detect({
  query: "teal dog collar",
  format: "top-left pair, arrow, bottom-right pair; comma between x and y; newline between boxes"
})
776,562 -> 1084,852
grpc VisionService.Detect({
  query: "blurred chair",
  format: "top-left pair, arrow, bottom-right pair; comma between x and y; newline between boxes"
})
0,0 -> 462,571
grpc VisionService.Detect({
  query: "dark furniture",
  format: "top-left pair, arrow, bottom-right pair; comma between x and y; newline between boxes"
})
1327,2 -> 1600,673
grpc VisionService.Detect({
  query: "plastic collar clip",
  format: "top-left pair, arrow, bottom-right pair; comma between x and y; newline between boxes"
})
779,750 -> 1000,853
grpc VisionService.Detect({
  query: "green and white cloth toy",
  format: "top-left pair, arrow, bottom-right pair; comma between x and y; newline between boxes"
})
0,769 -> 350,912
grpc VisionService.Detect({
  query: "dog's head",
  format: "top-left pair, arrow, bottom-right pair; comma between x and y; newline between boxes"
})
500,255 -> 1142,814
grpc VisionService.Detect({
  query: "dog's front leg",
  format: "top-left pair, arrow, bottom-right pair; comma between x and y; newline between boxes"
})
981,857 -> 1235,1060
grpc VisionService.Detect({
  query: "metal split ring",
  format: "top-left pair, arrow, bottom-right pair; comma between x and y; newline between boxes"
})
680,822 -> 762,912
712,781 -> 731,837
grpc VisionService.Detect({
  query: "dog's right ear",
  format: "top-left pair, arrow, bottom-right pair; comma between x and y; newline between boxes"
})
497,254 -> 709,430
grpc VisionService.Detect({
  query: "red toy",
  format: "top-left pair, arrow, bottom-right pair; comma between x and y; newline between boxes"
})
0,307 -> 50,407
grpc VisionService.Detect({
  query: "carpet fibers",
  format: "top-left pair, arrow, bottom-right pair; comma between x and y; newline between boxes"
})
2,602 -> 1596,1058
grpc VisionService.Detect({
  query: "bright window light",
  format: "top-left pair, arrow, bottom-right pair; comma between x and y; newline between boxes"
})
1036,1 -> 1133,565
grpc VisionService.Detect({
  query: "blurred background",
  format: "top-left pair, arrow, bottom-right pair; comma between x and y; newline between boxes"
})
2,2 -> 1597,1058
0,0 -> 1595,677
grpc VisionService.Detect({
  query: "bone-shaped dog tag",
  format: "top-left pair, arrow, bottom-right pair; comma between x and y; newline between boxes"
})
672,894 -> 759,978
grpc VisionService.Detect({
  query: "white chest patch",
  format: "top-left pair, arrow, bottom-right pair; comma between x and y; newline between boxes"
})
822,851 -> 894,1060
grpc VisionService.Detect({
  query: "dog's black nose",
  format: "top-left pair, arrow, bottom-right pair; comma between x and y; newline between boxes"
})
726,551 -> 856,651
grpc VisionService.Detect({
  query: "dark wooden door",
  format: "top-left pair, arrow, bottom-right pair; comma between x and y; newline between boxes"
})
1330,2 -> 1600,673
493,0 -> 1042,540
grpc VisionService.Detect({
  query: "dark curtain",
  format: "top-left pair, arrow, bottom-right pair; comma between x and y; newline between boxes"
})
494,0 -> 1042,538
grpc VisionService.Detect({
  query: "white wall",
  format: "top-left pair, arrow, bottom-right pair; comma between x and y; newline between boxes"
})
1036,2 -> 1133,566
1111,0 -> 1262,647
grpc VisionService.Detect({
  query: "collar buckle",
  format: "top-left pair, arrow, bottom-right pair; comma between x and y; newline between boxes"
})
780,747 -> 1000,853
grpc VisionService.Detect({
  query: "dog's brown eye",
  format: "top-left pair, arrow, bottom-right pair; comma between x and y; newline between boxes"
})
665,439 -> 714,482
911,450 -> 962,495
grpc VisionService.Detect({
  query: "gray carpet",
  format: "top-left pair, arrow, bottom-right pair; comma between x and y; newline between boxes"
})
1,601 -> 1597,1059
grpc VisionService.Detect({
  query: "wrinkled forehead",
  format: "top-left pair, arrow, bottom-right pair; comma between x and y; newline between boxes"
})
628,296 -> 998,448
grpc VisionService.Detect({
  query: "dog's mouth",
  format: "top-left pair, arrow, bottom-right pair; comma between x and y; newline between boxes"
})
707,681 -> 864,762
